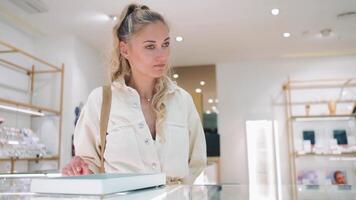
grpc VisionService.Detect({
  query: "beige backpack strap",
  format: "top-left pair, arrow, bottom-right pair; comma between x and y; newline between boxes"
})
99,85 -> 112,173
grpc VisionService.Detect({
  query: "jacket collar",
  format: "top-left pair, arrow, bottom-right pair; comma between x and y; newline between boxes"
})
112,76 -> 178,94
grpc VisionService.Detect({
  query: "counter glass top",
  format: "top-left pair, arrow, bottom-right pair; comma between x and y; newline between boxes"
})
1,176 -> 355,200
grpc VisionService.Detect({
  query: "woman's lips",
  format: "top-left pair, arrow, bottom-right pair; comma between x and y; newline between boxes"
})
153,64 -> 165,68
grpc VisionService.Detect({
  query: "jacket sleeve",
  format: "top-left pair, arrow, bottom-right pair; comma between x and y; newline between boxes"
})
185,93 -> 207,183
74,87 -> 102,173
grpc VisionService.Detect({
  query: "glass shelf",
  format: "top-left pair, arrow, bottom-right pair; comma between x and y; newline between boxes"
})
291,114 -> 356,121
0,156 -> 59,161
295,152 -> 356,157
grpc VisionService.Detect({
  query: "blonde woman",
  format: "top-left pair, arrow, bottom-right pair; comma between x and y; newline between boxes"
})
61,4 -> 207,183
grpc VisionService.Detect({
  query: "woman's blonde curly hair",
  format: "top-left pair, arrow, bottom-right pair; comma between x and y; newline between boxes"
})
110,4 -> 172,129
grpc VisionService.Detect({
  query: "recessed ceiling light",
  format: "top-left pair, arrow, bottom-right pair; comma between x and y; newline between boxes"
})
108,15 -> 117,21
200,81 -> 205,86
176,36 -> 183,42
211,106 -> 219,114
195,88 -> 202,93
173,73 -> 179,79
271,8 -> 280,16
283,32 -> 291,38
208,98 -> 214,104
206,110 -> 211,114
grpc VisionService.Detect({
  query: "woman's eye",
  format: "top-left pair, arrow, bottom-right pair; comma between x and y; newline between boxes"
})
162,42 -> 170,47
145,45 -> 155,49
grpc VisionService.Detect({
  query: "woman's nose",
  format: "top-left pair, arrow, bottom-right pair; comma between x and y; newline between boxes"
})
155,48 -> 169,61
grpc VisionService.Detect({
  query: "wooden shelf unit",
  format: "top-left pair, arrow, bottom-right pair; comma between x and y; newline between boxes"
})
0,39 -> 64,173
283,77 -> 356,200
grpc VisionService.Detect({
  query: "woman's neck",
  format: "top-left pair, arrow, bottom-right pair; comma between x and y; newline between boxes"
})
127,74 -> 155,99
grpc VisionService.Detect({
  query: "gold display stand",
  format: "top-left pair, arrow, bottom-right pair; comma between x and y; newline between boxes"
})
283,77 -> 356,200
0,40 -> 64,173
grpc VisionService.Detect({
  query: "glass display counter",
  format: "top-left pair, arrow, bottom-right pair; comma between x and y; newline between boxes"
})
1,174 -> 356,200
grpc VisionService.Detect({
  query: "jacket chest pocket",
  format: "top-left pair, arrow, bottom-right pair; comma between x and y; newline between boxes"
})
166,123 -> 189,160
164,122 -> 190,177
104,125 -> 141,163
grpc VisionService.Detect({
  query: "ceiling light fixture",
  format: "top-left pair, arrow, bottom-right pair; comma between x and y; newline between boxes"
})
200,81 -> 205,86
283,32 -> 291,38
208,99 -> 214,104
195,88 -> 202,93
271,8 -> 280,16
212,106 -> 219,114
176,36 -> 183,42
10,0 -> 49,14
173,73 -> 179,79
107,15 -> 117,21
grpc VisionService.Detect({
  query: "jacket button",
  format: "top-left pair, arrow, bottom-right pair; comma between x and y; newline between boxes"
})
152,162 -> 157,169
133,102 -> 139,108
138,122 -> 145,129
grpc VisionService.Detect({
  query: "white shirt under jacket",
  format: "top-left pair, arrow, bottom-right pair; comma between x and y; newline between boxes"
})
74,77 -> 207,183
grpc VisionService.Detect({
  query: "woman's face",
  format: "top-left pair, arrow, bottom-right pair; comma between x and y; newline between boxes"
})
335,172 -> 346,184
120,21 -> 170,80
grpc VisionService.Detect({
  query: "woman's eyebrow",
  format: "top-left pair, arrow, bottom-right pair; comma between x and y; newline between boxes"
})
143,37 -> 170,43
143,40 -> 156,43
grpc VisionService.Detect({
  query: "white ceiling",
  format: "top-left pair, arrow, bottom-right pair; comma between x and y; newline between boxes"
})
0,0 -> 356,66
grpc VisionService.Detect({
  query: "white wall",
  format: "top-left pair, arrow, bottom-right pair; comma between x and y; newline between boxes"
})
0,20 -> 35,129
33,35 -> 107,167
216,56 -> 356,187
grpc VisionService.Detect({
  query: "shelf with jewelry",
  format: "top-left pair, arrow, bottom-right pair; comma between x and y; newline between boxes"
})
0,40 -> 64,173
283,77 -> 356,200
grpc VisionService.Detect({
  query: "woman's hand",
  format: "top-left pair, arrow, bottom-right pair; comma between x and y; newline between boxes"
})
61,156 -> 93,176
166,176 -> 183,185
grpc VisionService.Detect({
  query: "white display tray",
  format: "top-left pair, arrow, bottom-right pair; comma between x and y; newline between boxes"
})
30,173 -> 166,195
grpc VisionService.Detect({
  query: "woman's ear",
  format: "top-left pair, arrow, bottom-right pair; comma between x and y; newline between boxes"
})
119,41 -> 129,59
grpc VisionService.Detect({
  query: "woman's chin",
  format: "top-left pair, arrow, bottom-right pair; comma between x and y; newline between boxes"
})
151,71 -> 166,78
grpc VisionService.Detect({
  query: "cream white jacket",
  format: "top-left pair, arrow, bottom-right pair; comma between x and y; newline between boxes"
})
74,78 -> 207,183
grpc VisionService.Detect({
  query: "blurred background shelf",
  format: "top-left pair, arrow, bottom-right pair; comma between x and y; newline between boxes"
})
0,39 -> 64,174
295,152 -> 356,157
284,77 -> 356,200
